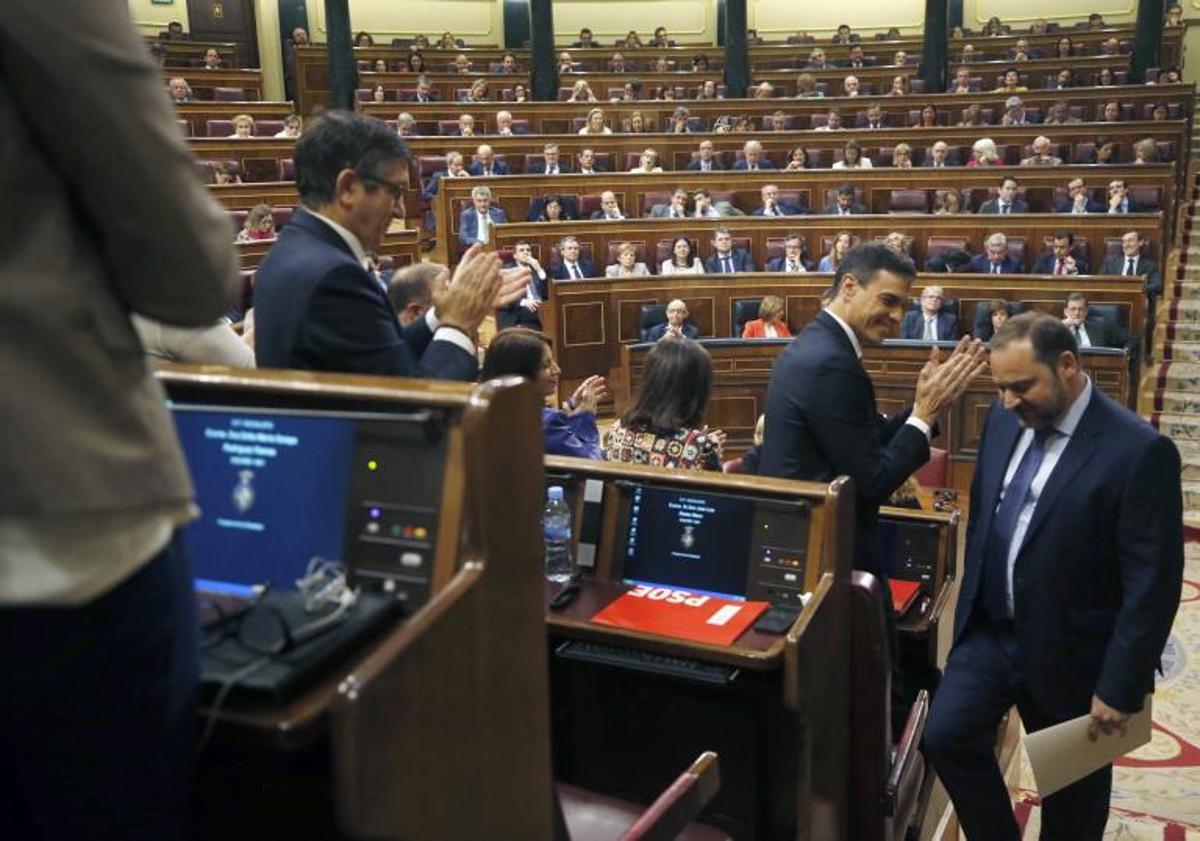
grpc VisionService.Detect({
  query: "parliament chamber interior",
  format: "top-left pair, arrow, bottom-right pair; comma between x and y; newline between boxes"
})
6,0 -> 1200,838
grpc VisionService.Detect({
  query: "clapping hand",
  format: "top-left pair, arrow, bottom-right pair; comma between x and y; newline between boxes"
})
912,337 -> 989,425
564,375 -> 608,415
436,244 -> 530,334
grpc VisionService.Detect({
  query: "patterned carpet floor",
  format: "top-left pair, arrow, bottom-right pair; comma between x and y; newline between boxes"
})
1009,543 -> 1200,839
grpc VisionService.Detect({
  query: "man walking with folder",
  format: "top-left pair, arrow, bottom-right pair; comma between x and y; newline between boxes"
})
924,313 -> 1183,840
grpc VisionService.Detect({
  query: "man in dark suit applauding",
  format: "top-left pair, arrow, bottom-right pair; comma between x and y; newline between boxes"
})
703,227 -> 755,272
255,111 -> 526,382
647,299 -> 699,341
549,235 -> 598,280
979,177 -> 1030,214
924,312 -> 1181,841
760,244 -> 987,577
900,285 -> 958,340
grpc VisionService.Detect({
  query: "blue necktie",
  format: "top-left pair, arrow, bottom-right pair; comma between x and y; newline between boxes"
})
980,427 -> 1056,624
723,256 -> 732,273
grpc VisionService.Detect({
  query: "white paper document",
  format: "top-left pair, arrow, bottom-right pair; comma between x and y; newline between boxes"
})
1024,696 -> 1152,797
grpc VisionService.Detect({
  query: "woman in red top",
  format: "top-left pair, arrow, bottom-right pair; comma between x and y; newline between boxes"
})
741,295 -> 793,339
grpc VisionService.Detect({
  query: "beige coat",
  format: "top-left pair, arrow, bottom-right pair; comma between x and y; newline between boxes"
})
0,0 -> 239,516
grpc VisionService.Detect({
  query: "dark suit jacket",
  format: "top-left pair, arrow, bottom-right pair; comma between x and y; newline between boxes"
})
646,322 -> 698,342
526,161 -> 572,175
254,209 -> 476,381
1054,198 -> 1105,214
821,202 -> 868,215
968,254 -> 1022,274
457,206 -> 508,246
900,310 -> 959,340
731,159 -> 775,171
549,258 -> 598,280
496,261 -> 549,329
421,170 -> 465,201
1072,317 -> 1127,348
954,390 -> 1181,717
703,249 -> 756,273
1032,253 -> 1090,275
467,160 -> 509,176
766,256 -> 813,272
1099,255 -> 1162,295
978,198 -> 1031,214
753,202 -> 808,217
413,92 -> 440,103
685,159 -> 725,171
759,311 -> 931,575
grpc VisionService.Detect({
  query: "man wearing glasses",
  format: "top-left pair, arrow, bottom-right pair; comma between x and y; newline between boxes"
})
254,110 -> 527,381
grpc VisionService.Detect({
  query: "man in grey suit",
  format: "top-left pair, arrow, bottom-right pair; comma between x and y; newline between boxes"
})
649,188 -> 691,219
1,1 -> 240,838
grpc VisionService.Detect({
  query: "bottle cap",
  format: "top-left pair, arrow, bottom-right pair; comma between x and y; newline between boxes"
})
548,486 -> 564,501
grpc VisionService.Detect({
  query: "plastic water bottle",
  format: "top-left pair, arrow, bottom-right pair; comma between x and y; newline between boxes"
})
543,486 -> 575,583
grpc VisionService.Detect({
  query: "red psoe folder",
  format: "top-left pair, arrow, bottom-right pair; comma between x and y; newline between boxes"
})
889,579 -> 922,616
591,585 -> 770,646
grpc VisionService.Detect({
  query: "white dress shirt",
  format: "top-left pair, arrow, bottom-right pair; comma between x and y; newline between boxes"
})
824,308 -> 932,439
998,377 -> 1092,616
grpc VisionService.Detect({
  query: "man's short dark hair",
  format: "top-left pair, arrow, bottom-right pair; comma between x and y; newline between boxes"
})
713,226 -> 732,237
836,183 -> 855,197
833,242 -> 916,291
693,187 -> 711,198
1001,176 -> 1018,188
993,311 -> 1079,367
386,263 -> 440,315
1066,291 -> 1087,306
1053,229 -> 1074,243
294,110 -> 409,207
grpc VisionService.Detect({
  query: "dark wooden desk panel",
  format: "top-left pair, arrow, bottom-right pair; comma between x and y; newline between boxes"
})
161,68 -> 264,100
540,269 -> 1144,414
145,38 -> 240,69
620,339 -> 1130,488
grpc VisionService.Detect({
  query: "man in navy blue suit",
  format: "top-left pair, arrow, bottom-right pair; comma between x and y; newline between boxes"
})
900,285 -> 958,340
646,299 -> 699,341
254,110 -> 525,382
466,143 -> 509,176
759,244 -> 987,578
731,139 -> 774,171
458,185 -> 508,246
526,143 -> 571,175
1054,177 -> 1105,213
969,232 -> 1023,274
1031,230 -> 1089,275
752,183 -> 807,216
924,312 -> 1182,841
703,227 -> 756,272
549,236 -> 598,280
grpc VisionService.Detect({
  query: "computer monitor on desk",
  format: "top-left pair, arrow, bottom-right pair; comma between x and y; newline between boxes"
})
613,481 -> 813,605
168,401 -> 449,609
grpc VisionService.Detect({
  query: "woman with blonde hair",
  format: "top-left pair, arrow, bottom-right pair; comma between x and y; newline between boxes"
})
888,75 -> 909,96
578,107 -> 612,135
935,188 -> 964,214
892,142 -> 914,169
567,79 -> 597,102
741,295 -> 792,338
968,137 -> 1000,166
1132,137 -> 1158,165
605,242 -> 651,277
463,78 -> 490,102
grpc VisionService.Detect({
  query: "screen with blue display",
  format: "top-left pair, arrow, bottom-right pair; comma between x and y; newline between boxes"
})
619,484 -> 755,600
171,406 -> 358,594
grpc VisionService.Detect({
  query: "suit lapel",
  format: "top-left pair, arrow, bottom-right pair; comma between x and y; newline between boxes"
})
813,311 -> 874,401
976,407 -> 1023,542
1016,390 -> 1106,553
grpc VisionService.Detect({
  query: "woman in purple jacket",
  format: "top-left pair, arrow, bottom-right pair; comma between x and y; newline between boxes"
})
482,328 -> 607,459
